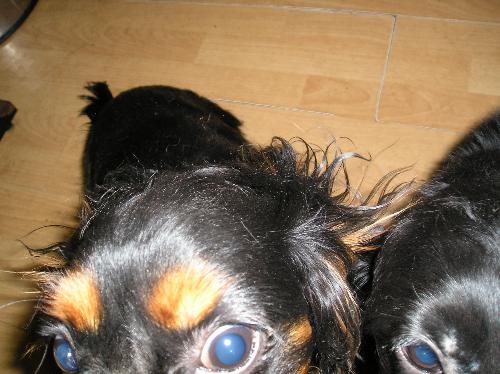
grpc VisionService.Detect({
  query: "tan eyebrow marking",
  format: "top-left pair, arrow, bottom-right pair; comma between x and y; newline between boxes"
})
43,270 -> 102,332
147,263 -> 224,330
287,316 -> 313,347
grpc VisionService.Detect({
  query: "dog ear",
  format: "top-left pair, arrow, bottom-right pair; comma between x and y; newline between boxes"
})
288,218 -> 396,372
287,223 -> 361,373
263,139 -> 408,373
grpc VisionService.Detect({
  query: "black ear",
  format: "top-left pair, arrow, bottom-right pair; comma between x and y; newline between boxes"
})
262,139 -> 362,372
288,224 -> 361,373
288,216 -> 395,373
262,138 -> 406,372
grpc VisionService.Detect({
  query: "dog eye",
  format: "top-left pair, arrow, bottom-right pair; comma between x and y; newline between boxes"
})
200,325 -> 262,372
53,335 -> 78,373
404,342 -> 441,371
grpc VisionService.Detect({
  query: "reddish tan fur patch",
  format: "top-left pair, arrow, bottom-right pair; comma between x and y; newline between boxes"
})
44,271 -> 102,332
339,209 -> 411,253
297,361 -> 311,374
147,263 -> 223,330
287,316 -> 313,347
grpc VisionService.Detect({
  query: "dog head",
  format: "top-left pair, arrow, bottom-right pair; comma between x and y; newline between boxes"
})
365,113 -> 500,373
35,150 -> 384,374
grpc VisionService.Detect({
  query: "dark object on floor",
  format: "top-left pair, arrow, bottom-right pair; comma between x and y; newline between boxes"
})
363,112 -> 500,373
0,99 -> 16,140
28,83 -> 401,373
0,0 -> 37,44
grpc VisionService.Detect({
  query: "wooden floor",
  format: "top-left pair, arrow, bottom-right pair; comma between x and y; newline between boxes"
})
0,1 -> 499,372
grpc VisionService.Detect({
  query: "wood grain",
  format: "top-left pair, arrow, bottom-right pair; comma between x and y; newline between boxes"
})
179,0 -> 500,22
0,0 -> 497,372
225,102 -> 463,189
379,17 -> 500,129
0,1 -> 393,118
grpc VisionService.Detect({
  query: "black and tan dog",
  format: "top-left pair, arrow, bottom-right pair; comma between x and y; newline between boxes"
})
364,113 -> 500,373
30,83 -> 398,373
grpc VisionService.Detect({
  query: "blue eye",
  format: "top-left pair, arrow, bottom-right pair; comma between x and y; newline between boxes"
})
53,335 -> 78,373
214,332 -> 246,366
406,342 -> 441,371
200,325 -> 262,372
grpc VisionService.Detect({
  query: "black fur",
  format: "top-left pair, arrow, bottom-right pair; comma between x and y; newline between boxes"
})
364,113 -> 500,373
32,83 -> 397,373
80,83 -> 245,195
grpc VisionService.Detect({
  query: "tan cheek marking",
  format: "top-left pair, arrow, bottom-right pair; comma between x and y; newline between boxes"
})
297,361 -> 311,374
147,264 -> 223,330
287,316 -> 313,347
44,271 -> 102,332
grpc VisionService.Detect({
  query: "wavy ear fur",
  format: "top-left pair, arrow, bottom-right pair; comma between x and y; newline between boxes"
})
288,229 -> 360,373
260,139 -> 408,373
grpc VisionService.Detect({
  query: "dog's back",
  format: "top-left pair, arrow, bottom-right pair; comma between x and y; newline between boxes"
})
364,113 -> 500,373
81,82 -> 246,195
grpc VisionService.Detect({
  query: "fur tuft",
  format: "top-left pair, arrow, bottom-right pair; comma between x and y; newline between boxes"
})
80,82 -> 113,122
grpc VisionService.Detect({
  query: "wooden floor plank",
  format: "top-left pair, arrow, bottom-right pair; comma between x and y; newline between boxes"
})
378,17 -> 500,129
188,0 -> 500,22
1,1 -> 393,119
0,0 -> 497,372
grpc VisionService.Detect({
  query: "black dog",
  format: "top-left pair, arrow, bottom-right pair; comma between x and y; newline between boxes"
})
30,83 -> 398,373
364,113 -> 500,373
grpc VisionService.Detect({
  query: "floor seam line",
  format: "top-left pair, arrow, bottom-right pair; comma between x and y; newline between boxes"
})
128,1 -> 500,25
375,15 -> 397,123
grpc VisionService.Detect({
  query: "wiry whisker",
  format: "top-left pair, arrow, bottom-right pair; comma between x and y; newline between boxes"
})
33,343 -> 49,374
0,298 -> 40,331
25,298 -> 43,330
17,238 -> 67,259
0,299 -> 39,311
0,269 -> 31,275
17,224 -> 75,241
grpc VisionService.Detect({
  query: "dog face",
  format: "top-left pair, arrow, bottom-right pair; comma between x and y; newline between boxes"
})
37,164 -> 362,374
365,113 -> 500,374
39,169 -> 317,374
31,84 -> 394,373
